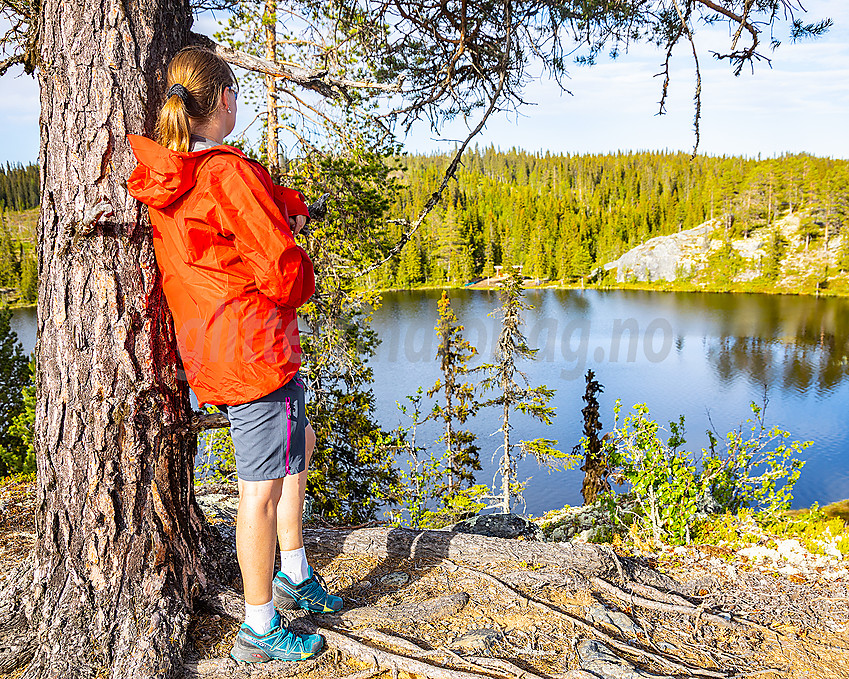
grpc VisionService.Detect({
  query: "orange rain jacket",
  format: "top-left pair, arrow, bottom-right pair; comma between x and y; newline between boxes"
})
127,134 -> 315,406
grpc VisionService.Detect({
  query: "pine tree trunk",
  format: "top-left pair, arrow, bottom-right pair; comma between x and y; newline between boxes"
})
265,0 -> 279,179
12,0 -> 212,676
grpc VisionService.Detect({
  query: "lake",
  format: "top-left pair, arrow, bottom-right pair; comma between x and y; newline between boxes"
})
368,289 -> 849,515
12,288 -> 849,515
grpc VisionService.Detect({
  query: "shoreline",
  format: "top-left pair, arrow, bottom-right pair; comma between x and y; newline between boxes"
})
367,279 -> 849,298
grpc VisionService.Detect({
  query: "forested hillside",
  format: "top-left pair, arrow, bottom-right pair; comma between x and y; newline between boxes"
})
378,149 -> 849,288
0,164 -> 39,303
0,163 -> 39,213
4,153 -> 849,299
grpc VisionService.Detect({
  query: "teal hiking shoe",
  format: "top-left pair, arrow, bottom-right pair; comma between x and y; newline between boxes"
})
230,612 -> 323,663
273,566 -> 343,613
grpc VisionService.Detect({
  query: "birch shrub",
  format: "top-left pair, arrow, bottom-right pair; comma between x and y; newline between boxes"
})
602,399 -> 808,546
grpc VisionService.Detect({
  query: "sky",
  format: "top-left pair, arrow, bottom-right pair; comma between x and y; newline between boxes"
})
1,1 -> 847,165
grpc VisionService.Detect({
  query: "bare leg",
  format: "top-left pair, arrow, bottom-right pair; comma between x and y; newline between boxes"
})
277,423 -> 315,551
237,477 -> 283,605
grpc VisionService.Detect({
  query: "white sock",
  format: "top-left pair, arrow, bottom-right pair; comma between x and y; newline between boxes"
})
244,600 -> 275,635
279,546 -> 310,584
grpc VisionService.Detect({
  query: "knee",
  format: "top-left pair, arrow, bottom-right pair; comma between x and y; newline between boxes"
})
239,479 -> 283,513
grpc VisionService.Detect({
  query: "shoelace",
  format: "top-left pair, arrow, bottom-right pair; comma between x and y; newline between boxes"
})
268,627 -> 307,652
312,570 -> 331,593
300,572 -> 331,602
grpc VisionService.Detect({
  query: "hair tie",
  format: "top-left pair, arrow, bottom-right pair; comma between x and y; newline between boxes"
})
167,83 -> 190,104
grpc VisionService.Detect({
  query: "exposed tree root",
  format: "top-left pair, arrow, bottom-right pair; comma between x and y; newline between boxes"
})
328,593 -> 470,627
302,527 -> 617,578
289,618 -> 512,679
199,586 -> 470,629
184,655 -> 324,678
454,653 -> 545,679
616,580 -> 782,639
447,561 -> 732,678
199,586 -> 244,620
590,576 -> 745,632
337,670 -> 386,679
356,628 -> 432,654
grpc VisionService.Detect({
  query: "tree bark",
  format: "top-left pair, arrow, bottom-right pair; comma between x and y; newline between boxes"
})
264,0 -> 279,179
11,0 -> 211,677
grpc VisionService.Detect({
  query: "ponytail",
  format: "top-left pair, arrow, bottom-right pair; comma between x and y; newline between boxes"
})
155,47 -> 236,152
157,93 -> 193,153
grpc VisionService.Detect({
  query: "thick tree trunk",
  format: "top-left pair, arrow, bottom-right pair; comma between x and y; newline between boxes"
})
13,0 -> 210,677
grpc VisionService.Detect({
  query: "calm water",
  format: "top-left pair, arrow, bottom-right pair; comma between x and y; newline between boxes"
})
12,289 -> 849,515
368,289 -> 849,515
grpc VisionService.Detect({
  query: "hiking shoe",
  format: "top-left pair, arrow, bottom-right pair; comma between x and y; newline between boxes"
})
273,566 -> 343,613
230,612 -> 323,663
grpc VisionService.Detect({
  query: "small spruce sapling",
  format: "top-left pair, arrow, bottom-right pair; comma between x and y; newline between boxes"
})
428,291 -> 481,495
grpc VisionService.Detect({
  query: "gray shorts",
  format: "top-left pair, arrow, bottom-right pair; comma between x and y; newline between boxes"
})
219,373 -> 309,481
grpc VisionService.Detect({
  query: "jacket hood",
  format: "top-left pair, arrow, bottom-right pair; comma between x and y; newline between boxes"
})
127,134 -> 245,209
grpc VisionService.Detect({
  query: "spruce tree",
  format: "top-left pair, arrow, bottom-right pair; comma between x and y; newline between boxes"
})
478,266 -> 564,513
762,229 -> 787,282
574,369 -> 610,504
428,292 -> 480,496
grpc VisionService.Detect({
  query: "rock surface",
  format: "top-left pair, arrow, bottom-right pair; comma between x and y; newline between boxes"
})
574,639 -> 673,679
604,212 -> 835,286
605,223 -> 714,283
451,513 -> 544,540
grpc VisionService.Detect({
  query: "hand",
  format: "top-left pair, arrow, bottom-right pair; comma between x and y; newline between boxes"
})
289,215 -> 307,235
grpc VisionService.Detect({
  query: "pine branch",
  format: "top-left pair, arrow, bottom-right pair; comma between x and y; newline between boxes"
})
189,32 -> 401,100
351,0 -> 515,280
0,53 -> 23,77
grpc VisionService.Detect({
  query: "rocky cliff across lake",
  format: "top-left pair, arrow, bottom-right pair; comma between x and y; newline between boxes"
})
605,213 -> 842,288
605,222 -> 714,283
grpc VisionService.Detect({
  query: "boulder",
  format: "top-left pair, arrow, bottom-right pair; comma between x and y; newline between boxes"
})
451,513 -> 544,540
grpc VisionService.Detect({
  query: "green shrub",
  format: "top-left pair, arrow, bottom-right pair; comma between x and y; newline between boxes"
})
603,400 -> 808,545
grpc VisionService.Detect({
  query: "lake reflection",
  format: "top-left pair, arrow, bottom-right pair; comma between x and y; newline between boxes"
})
369,289 -> 849,514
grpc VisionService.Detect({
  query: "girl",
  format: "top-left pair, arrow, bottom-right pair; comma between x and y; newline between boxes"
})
128,46 -> 342,664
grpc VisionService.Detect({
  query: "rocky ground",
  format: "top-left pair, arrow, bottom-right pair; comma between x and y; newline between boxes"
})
2,477 -> 848,679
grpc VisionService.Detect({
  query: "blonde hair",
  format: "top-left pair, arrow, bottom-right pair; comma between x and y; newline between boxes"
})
155,47 -> 237,152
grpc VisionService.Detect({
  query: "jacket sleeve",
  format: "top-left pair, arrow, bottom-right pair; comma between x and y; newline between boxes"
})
210,159 -> 315,309
273,186 -> 310,222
